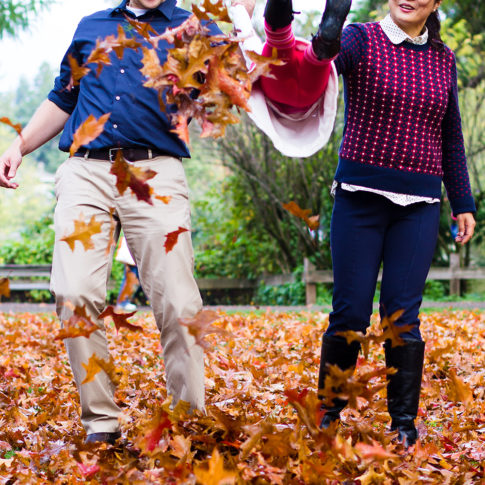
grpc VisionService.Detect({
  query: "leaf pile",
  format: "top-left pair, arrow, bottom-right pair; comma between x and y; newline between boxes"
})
0,309 -> 483,483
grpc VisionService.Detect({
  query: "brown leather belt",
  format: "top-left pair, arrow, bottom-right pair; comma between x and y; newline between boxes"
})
74,147 -> 168,162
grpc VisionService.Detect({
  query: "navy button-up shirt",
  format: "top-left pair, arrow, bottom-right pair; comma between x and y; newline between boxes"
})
48,0 -> 221,158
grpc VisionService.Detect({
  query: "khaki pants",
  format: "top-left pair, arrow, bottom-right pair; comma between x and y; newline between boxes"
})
50,155 -> 203,435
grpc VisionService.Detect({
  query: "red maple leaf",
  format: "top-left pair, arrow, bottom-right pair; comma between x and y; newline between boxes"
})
99,305 -> 142,333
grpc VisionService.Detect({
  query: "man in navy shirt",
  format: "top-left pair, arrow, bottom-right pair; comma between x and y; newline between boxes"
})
0,0 -> 220,445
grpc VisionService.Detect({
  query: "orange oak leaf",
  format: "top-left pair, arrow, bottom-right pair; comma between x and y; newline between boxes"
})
448,368 -> 473,405
69,113 -> 111,156
55,305 -> 99,340
112,24 -> 142,59
67,54 -> 90,88
81,353 -> 120,385
60,213 -> 103,251
154,194 -> 172,204
125,16 -> 158,40
164,227 -> 189,253
109,150 -> 157,205
86,39 -> 112,76
282,201 -> 320,231
245,50 -> 286,82
179,309 -> 230,350
0,117 -> 22,136
0,278 -> 10,298
137,411 -> 173,453
380,309 -> 415,347
99,305 -> 142,333
194,448 -> 236,485
192,0 -> 232,22
171,115 -> 190,145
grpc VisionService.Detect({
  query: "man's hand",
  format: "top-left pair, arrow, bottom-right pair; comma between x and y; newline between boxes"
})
231,0 -> 256,17
455,212 -> 476,245
0,142 -> 22,189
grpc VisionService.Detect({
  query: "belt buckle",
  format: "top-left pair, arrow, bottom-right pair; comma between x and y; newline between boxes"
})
108,148 -> 119,163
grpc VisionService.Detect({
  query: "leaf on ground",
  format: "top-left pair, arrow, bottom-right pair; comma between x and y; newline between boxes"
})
0,278 -> 10,298
282,201 -> 320,230
109,150 -> 157,205
194,448 -> 236,485
448,368 -> 474,405
99,305 -> 142,333
179,309 -> 229,350
164,227 -> 189,253
0,117 -> 22,136
69,113 -> 111,156
355,440 -> 398,461
60,213 -> 103,252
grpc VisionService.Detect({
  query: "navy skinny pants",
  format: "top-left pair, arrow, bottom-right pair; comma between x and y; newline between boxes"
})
326,187 -> 441,340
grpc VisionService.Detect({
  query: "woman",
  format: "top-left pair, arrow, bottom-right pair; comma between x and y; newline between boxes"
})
230,0 -> 476,447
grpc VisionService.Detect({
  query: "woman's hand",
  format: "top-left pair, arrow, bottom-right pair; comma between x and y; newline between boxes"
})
231,0 -> 256,17
455,212 -> 476,245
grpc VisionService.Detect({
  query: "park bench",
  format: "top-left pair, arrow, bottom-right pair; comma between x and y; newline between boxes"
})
0,264 -> 52,291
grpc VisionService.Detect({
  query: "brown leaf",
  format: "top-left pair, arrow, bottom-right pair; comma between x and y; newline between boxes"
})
0,278 -> 10,298
380,309 -> 415,347
86,39 -> 112,77
137,410 -> 172,453
355,440 -> 398,461
282,201 -> 320,230
60,213 -> 103,251
109,150 -> 157,204
125,16 -> 158,40
192,0 -> 232,22
164,227 -> 189,253
245,50 -> 286,83
115,269 -> 139,306
105,207 -> 117,256
0,117 -> 22,136
99,305 -> 142,333
69,113 -> 111,156
112,24 -> 142,59
55,305 -> 99,340
179,309 -> 230,350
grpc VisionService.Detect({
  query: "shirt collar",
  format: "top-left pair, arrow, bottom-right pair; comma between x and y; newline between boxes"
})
111,0 -> 176,20
380,14 -> 428,45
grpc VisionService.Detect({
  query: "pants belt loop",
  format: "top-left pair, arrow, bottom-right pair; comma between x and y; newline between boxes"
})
84,149 -> 90,160
148,148 -> 152,159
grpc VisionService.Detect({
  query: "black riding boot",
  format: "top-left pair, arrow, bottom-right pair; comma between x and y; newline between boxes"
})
264,0 -> 294,30
318,334 -> 360,428
384,339 -> 425,448
312,0 -> 352,59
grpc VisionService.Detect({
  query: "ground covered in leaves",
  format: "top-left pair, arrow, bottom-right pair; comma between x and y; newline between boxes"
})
0,309 -> 484,484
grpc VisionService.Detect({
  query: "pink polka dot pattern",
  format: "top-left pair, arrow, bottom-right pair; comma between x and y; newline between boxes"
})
334,23 -> 475,214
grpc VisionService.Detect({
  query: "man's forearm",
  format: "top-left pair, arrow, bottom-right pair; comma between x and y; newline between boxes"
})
17,99 -> 70,155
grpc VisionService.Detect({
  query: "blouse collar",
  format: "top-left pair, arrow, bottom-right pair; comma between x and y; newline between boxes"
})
380,14 -> 429,45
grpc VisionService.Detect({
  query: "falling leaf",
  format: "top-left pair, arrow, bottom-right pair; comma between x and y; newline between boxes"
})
67,54 -> 90,88
164,227 -> 189,253
355,440 -> 398,461
55,305 -> 99,340
60,213 -> 103,251
125,16 -> 158,40
154,194 -> 172,204
115,268 -> 139,307
192,0 -> 232,23
194,448 -> 236,485
0,278 -> 10,298
137,411 -> 172,453
81,353 -> 120,386
179,309 -> 230,350
109,150 -> 157,204
112,24 -> 142,59
0,117 -> 22,136
69,113 -> 111,156
282,201 -> 320,230
245,50 -> 286,83
380,309 -> 415,347
99,305 -> 142,333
